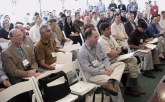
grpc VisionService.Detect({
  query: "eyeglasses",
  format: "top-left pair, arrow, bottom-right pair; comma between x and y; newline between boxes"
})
46,30 -> 51,32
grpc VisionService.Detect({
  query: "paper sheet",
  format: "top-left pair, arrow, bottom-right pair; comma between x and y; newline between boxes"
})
147,38 -> 158,44
55,52 -> 72,64
145,44 -> 157,50
63,43 -> 81,52
136,49 -> 151,53
117,52 -> 134,61
70,81 -> 97,96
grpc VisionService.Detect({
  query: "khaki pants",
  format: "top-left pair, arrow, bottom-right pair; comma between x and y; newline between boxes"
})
88,62 -> 125,84
117,40 -> 129,50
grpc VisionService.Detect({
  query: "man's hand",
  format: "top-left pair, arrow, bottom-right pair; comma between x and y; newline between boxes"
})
106,69 -> 113,76
3,80 -> 11,87
27,69 -> 37,77
140,46 -> 147,50
108,50 -> 118,57
146,38 -> 153,42
33,72 -> 42,77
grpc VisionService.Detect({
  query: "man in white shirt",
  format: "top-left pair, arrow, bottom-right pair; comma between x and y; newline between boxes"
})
29,15 -> 42,44
111,13 -> 129,53
99,23 -> 145,97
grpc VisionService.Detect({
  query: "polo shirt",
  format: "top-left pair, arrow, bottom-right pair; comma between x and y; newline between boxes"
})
35,38 -> 56,65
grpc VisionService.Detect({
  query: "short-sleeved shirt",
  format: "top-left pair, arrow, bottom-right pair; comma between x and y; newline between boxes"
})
128,29 -> 145,46
111,22 -> 127,39
34,38 -> 56,65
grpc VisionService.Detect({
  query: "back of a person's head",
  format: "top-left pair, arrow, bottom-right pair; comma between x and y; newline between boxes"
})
138,20 -> 147,29
47,18 -> 56,25
84,28 -> 96,39
99,22 -> 110,31
34,12 -> 39,16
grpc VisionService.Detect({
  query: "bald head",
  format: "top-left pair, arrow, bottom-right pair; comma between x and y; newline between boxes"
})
9,29 -> 23,45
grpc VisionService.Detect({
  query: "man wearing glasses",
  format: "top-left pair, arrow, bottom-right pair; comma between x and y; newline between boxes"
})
1,28 -> 41,85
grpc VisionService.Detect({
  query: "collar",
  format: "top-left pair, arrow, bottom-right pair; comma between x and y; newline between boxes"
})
114,21 -> 121,25
102,35 -> 110,40
35,24 -> 40,29
41,38 -> 50,44
85,42 -> 96,50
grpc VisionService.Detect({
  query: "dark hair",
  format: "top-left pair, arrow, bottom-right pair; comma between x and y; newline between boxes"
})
84,28 -> 96,39
47,18 -> 56,25
151,16 -> 157,21
99,23 -> 110,31
137,19 -> 145,25
114,13 -> 120,18
156,14 -> 161,17
15,21 -> 24,25
138,21 -> 147,29
61,14 -> 66,18
34,12 -> 39,16
65,16 -> 72,25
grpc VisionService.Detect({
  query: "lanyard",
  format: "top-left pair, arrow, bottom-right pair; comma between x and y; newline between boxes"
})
17,48 -> 26,60
85,45 -> 97,59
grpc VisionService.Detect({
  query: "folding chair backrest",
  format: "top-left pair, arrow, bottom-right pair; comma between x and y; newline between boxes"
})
76,59 -> 88,82
62,30 -> 67,39
79,33 -> 85,45
0,78 -> 41,102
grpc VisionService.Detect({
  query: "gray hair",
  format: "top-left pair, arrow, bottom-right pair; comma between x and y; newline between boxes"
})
40,24 -> 49,36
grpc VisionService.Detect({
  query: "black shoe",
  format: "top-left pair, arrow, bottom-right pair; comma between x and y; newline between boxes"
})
154,64 -> 163,71
101,87 -> 118,96
154,67 -> 163,72
142,71 -> 156,78
125,88 -> 140,97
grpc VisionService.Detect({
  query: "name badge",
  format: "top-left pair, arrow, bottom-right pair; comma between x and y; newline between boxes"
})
25,45 -> 30,48
92,60 -> 99,67
51,52 -> 56,57
140,39 -> 143,43
23,59 -> 29,66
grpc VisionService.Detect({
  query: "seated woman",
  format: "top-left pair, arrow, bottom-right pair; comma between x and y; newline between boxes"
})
64,16 -> 82,45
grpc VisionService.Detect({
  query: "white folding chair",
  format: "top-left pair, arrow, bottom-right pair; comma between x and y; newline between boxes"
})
62,30 -> 67,39
79,33 -> 85,45
0,78 -> 41,102
68,60 -> 97,96
32,70 -> 78,102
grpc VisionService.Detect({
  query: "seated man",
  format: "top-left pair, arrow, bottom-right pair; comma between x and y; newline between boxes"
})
111,13 -> 129,52
34,25 -> 74,84
35,25 -> 60,70
77,28 -> 125,101
15,24 -> 34,54
128,21 -> 162,79
48,19 -> 70,48
98,23 -> 145,96
146,15 -> 165,59
1,28 -> 41,84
